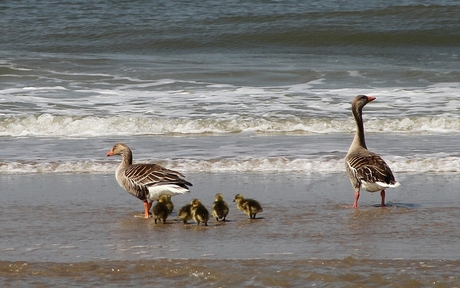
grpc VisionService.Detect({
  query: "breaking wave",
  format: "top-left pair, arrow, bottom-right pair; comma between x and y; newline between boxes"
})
1,156 -> 459,174
1,114 -> 459,137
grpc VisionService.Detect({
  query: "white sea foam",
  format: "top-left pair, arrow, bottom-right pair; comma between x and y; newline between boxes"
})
1,80 -> 460,119
0,114 -> 459,137
1,156 -> 459,174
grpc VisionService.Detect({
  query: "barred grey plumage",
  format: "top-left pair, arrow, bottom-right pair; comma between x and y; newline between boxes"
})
106,142 -> 192,218
345,95 -> 400,207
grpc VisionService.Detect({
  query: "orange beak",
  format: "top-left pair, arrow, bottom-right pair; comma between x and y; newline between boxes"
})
367,96 -> 376,102
106,149 -> 114,157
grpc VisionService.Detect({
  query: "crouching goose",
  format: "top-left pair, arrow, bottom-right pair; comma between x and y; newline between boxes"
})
106,143 -> 192,218
345,95 -> 400,208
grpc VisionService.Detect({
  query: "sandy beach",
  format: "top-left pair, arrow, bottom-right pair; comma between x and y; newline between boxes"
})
1,172 -> 459,286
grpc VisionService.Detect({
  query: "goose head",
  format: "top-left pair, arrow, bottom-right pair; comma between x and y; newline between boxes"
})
106,142 -> 131,157
352,95 -> 376,112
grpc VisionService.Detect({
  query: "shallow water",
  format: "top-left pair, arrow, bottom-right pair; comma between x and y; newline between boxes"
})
1,173 -> 460,286
1,133 -> 460,174
1,258 -> 459,287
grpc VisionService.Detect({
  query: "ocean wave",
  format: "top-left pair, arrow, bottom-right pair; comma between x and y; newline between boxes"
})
1,156 -> 459,174
0,114 -> 459,137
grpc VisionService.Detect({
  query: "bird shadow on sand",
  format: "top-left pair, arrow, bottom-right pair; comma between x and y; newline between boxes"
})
338,203 -> 421,209
243,217 -> 266,220
372,202 -> 421,208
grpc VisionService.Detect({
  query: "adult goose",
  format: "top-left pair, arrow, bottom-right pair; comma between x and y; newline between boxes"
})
345,95 -> 400,207
106,143 -> 192,218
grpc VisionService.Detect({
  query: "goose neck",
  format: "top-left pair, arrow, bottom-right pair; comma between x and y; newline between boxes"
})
352,108 -> 367,149
121,150 -> 133,167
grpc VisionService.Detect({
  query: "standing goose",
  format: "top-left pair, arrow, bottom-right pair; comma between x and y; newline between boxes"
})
106,143 -> 192,218
345,95 -> 400,207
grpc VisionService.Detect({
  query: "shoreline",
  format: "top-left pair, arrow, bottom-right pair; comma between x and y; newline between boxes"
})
1,257 -> 458,287
1,172 -> 460,262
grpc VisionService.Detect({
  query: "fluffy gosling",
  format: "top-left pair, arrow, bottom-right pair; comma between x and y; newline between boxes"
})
177,202 -> 193,224
191,199 -> 209,226
152,194 -> 171,224
233,193 -> 263,219
163,194 -> 174,214
212,193 -> 229,222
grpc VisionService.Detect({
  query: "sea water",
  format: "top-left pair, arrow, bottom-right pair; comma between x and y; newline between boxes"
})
1,0 -> 460,286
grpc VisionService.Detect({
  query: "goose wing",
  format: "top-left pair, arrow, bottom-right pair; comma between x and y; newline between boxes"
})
124,163 -> 192,188
346,152 -> 398,189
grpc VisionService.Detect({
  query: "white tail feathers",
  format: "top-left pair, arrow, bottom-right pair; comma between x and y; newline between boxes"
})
147,184 -> 190,201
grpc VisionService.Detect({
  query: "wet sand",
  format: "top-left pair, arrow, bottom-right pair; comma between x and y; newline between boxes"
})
1,172 -> 460,286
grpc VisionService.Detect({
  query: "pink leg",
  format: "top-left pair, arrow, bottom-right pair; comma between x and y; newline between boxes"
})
143,200 -> 153,218
380,190 -> 386,207
352,190 -> 360,208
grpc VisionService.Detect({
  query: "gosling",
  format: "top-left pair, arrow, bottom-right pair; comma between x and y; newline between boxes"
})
163,194 -> 174,214
152,194 -> 171,224
191,199 -> 209,226
212,193 -> 229,222
233,193 -> 263,219
177,201 -> 193,224
147,194 -> 173,217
